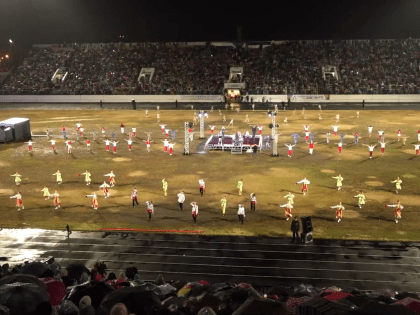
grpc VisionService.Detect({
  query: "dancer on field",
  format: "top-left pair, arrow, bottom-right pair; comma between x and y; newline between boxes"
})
143,139 -> 153,152
325,132 -> 331,144
363,144 -> 377,159
414,144 -> 420,155
353,132 -> 360,144
99,182 -> 110,198
279,202 -> 293,220
86,192 -> 98,210
10,192 -> 24,210
238,204 -> 245,224
101,127 -> 105,137
112,141 -> 119,154
385,200 -> 403,223
11,172 -> 22,185
397,129 -> 402,141
304,131 -> 310,143
61,126 -> 67,139
332,125 -> 339,136
308,141 -> 318,155
332,174 -> 344,191
160,123 -> 166,134
162,139 -> 169,153
162,179 -> 168,196
105,171 -> 116,187
291,133 -> 300,145
285,144 -> 296,157
168,142 -> 175,156
250,193 -> 257,211
24,140 -> 35,152
330,202 -> 345,223
258,125 -> 263,135
66,140 -> 72,154
191,202 -> 198,223
124,139 -> 134,151
244,115 -> 249,123
284,192 -> 295,205
52,170 -> 62,184
221,196 -> 227,215
367,126 -> 373,137
85,139 -> 91,151
296,178 -> 310,195
199,179 -> 205,196
379,140 -> 389,155
146,201 -> 154,220
40,186 -> 50,200
378,130 -> 385,141
354,190 -> 366,208
79,127 -> 84,137
50,190 -> 61,209
336,141 -> 345,155
79,170 -> 91,185
402,136 -> 410,146
391,177 -> 402,194
417,129 -> 420,141
131,187 -> 139,207
75,123 -> 82,132
303,125 -> 310,133
178,191 -> 185,211
209,124 -> 215,135
237,179 -> 243,196
103,139 -> 110,152
48,139 -> 56,152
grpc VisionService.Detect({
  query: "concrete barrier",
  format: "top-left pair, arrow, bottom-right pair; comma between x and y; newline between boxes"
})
1,94 -> 420,103
0,95 -> 224,103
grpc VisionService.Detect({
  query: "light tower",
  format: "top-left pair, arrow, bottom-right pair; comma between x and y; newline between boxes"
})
268,111 -> 278,156
198,110 -> 208,139
184,122 -> 190,155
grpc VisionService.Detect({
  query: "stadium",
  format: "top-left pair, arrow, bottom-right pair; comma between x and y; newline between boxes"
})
2,1 -> 420,314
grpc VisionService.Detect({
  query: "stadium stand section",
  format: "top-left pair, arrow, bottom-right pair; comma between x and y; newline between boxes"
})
1,39 -> 420,96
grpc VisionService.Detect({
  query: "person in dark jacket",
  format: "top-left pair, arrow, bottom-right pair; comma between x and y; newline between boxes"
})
291,217 -> 300,242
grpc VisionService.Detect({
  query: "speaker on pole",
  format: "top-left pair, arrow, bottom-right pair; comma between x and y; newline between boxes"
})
301,216 -> 313,243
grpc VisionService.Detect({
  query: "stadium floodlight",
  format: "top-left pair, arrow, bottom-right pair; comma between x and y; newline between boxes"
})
9,39 -> 13,44
5,55 -> 9,58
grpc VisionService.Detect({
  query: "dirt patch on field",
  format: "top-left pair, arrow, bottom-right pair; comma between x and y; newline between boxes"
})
128,171 -> 148,177
365,181 -> 384,187
0,189 -> 14,195
367,176 -> 377,179
320,169 -> 335,174
402,174 -> 417,178
105,157 -> 132,162
402,149 -> 417,155
269,168 -> 304,178
0,161 -> 9,167
345,210 -> 361,218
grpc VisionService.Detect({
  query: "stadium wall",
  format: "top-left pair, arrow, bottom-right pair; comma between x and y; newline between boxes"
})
0,95 -> 224,103
1,94 -> 420,103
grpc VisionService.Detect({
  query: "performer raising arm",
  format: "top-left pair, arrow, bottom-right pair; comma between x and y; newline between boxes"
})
85,192 -> 98,210
354,190 -> 366,209
52,170 -> 62,184
279,203 -> 293,221
99,182 -> 110,198
11,172 -> 22,186
296,178 -> 310,196
330,202 -> 345,223
391,177 -> 402,194
10,192 -> 24,211
104,171 -> 116,187
385,200 -> 404,223
332,174 -> 344,191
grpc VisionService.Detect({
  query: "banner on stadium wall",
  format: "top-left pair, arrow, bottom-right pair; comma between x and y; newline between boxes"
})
180,95 -> 223,101
288,95 -> 330,101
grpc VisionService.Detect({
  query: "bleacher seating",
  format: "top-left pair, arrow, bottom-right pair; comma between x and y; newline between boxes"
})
2,38 -> 420,96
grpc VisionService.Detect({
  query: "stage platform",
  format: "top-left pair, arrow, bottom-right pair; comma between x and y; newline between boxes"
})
204,134 -> 262,151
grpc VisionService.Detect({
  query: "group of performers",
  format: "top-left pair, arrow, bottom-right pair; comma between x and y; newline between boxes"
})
8,171 -> 405,224
6,108 -> 417,225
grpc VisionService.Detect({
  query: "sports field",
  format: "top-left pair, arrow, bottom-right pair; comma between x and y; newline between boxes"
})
0,107 -> 419,241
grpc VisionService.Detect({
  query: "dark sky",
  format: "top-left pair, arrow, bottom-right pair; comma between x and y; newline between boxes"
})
1,0 -> 420,49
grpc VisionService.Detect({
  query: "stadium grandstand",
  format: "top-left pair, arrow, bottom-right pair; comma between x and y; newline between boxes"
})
1,38 -> 420,97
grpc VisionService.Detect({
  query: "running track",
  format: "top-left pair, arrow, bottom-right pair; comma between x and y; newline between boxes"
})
1,229 -> 420,291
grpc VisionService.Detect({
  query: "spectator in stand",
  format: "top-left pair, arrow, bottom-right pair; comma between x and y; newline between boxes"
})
125,262 -> 138,280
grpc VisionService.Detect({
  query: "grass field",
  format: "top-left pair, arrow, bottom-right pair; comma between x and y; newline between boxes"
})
1,107 -> 420,241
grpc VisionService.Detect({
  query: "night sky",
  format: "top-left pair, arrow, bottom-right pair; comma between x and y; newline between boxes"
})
1,0 -> 420,49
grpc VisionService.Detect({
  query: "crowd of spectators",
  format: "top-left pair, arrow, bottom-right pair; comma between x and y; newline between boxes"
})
2,39 -> 420,96
1,259 -> 420,315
